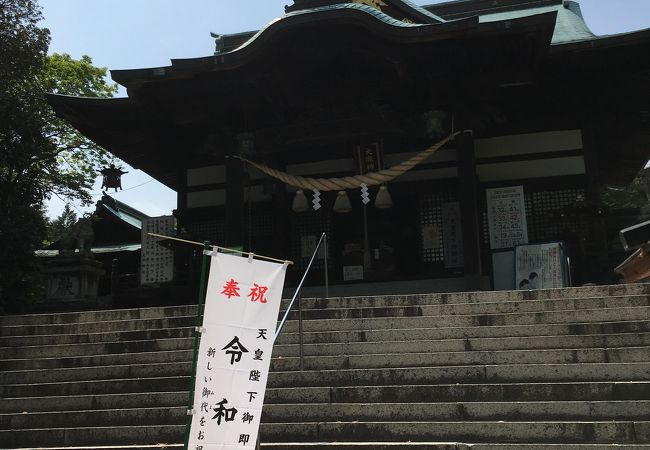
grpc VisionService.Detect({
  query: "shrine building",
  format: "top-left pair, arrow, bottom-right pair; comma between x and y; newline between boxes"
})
48,0 -> 650,294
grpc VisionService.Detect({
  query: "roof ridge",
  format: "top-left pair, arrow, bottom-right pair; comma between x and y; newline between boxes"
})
424,0 -> 562,20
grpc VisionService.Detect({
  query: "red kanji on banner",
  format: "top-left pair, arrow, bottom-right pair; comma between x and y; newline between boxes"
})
248,283 -> 268,303
221,278 -> 240,299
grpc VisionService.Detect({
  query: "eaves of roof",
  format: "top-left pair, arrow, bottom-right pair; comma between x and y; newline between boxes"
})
111,3 -> 558,90
101,203 -> 144,230
36,244 -> 141,258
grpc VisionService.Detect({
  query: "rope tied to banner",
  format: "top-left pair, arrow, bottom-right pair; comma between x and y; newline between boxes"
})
232,131 -> 461,191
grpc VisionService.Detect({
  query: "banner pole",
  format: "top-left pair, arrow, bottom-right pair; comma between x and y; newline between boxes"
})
183,241 -> 211,450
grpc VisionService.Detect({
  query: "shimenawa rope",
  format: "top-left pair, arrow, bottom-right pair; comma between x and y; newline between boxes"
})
233,131 -> 460,191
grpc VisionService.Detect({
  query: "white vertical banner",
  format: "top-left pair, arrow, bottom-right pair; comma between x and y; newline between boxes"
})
188,251 -> 288,450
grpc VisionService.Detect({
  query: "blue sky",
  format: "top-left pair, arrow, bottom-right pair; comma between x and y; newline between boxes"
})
40,0 -> 650,219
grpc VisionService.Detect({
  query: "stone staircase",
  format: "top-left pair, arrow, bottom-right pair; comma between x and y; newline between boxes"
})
2,284 -> 650,449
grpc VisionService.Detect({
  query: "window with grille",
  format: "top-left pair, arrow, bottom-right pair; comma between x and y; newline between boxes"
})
290,209 -> 332,272
420,191 -> 458,263
527,188 -> 587,241
187,219 -> 225,245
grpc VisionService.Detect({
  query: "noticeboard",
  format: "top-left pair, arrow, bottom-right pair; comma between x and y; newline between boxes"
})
515,241 -> 569,290
140,216 -> 175,284
486,186 -> 528,250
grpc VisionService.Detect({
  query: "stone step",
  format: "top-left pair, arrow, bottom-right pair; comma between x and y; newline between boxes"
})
268,363 -> 650,387
0,391 -> 186,413
259,421 -> 650,444
287,295 -> 650,321
0,315 -> 196,337
5,328 -> 650,368
5,361 -> 650,396
2,284 -> 648,332
270,346 -> 650,371
0,425 -> 184,447
2,283 -> 646,327
3,316 -> 650,350
467,445 -> 650,450
0,375 -> 191,398
4,374 -> 650,402
261,400 -> 650,422
0,337 -> 194,359
4,345 -> 649,381
263,445 -> 650,450
262,445 -> 465,450
287,285 -> 650,308
2,303 -> 648,341
4,400 -> 650,430
7,295 -> 645,346
278,306 -> 650,333
0,305 -> 197,327
275,333 -> 650,356
16,443 -> 650,450
277,320 -> 650,344
1,349 -> 192,371
4,397 -> 649,423
2,420 -> 649,447
0,361 -> 191,385
2,447 -> 183,450
0,406 -> 185,428
0,326 -> 194,347
317,381 -> 650,403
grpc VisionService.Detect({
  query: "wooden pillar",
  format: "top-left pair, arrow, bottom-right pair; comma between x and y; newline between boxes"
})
225,155 -> 244,248
271,169 -> 290,260
456,130 -> 483,290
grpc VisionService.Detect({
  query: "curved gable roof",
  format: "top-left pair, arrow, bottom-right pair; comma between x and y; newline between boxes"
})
478,1 -> 594,45
285,0 -> 445,24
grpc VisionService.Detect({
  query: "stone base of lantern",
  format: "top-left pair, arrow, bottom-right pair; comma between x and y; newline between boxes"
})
41,252 -> 107,311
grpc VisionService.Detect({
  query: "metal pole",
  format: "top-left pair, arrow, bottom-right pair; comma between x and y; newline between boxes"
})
183,242 -> 210,450
298,291 -> 304,371
275,232 -> 325,341
323,234 -> 329,299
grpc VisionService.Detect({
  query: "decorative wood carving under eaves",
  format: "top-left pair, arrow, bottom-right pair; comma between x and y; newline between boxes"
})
352,0 -> 387,11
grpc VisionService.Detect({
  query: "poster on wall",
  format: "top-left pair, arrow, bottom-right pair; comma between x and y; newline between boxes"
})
422,225 -> 441,250
441,202 -> 463,268
515,241 -> 569,290
140,216 -> 175,284
486,186 -> 528,250
188,251 -> 288,449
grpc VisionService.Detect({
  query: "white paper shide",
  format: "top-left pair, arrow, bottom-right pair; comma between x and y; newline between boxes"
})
188,252 -> 288,449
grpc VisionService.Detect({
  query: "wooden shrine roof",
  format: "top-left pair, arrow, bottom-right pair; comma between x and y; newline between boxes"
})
47,1 -> 650,190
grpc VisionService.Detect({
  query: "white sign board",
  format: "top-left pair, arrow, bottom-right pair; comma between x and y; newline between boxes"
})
515,241 -> 568,290
140,216 -> 175,284
188,252 -> 288,449
486,186 -> 528,250
343,265 -> 364,281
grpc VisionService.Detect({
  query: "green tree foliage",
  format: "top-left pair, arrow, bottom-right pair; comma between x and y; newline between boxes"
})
0,0 -> 117,312
601,167 -> 650,210
0,0 -> 51,312
40,53 -> 119,205
45,203 -> 78,246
